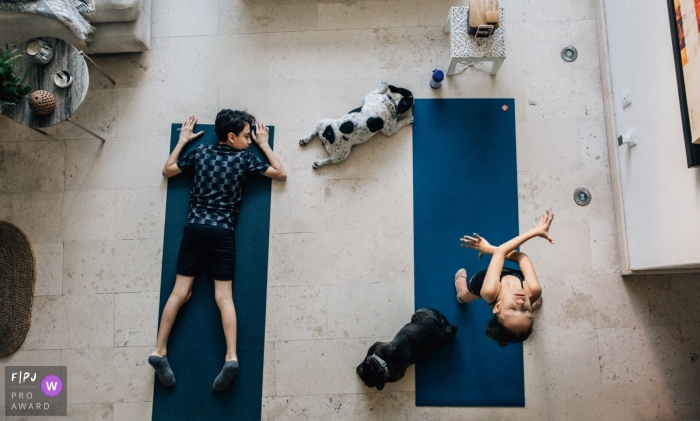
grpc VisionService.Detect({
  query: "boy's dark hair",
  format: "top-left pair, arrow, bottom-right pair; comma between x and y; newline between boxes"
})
485,315 -> 532,347
215,109 -> 256,141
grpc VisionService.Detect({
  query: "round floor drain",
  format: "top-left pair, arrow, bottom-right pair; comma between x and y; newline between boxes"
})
574,188 -> 591,206
561,45 -> 578,62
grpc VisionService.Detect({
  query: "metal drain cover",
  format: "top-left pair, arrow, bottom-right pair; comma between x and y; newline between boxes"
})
561,45 -> 578,62
574,188 -> 591,206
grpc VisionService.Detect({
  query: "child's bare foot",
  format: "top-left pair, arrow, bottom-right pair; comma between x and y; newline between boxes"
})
454,269 -> 468,304
532,296 -> 542,311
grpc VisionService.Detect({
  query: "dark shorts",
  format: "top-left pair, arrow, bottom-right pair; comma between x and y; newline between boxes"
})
176,223 -> 236,281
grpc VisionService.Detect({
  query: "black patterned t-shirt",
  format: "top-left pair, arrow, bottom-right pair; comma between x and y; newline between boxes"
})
177,144 -> 270,231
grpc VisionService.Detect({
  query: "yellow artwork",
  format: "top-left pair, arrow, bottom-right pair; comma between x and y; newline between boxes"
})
677,0 -> 700,143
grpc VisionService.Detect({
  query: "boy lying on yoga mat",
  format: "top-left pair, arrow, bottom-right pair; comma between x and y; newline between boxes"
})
149,110 -> 286,391
453,210 -> 554,346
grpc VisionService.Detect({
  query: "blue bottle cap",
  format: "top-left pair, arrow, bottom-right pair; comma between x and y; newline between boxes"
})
432,69 -> 444,82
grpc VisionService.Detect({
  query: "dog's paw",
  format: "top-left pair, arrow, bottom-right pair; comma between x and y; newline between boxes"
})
378,80 -> 389,91
408,116 -> 414,124
299,139 -> 308,146
312,161 -> 320,170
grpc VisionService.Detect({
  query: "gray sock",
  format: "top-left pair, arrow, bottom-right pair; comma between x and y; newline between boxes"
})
148,356 -> 175,387
212,360 -> 239,391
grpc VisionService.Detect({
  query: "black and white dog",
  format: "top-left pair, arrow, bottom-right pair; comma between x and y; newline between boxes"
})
299,81 -> 414,169
356,308 -> 457,391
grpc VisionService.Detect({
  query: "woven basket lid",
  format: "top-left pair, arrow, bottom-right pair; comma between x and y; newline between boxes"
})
0,221 -> 36,358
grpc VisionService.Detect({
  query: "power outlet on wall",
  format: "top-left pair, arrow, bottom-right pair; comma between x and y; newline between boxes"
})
621,88 -> 632,107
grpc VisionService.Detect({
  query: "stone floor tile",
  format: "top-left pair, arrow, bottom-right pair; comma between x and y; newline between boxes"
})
646,273 -> 700,326
263,341 -> 275,397
589,218 -> 620,274
547,382 -> 657,421
215,34 -> 271,83
507,21 -> 573,74
116,85 -> 218,138
656,378 -> 700,421
518,171 -> 537,227
0,191 -> 63,243
524,67 -> 604,120
269,230 -> 412,287
524,328 -> 600,387
114,292 -> 159,347
326,282 -> 414,339
33,243 -> 63,296
219,80 -> 320,132
523,0 -> 595,22
533,273 -> 645,332
114,402 -> 151,421
151,0 -> 218,38
519,221 -> 592,278
271,176 -> 412,234
329,391 -> 414,421
65,137 -> 168,190
0,141 -> 64,193
61,189 -> 116,242
275,338 -> 413,396
219,0 -> 318,34
115,187 -> 166,240
261,395 -> 334,421
371,127 -> 414,180
530,169 -> 614,224
571,20 -> 601,70
515,119 -> 581,173
598,325 -> 694,384
63,239 -> 162,294
679,324 -> 700,379
265,286 -> 327,341
0,117 -> 16,142
318,0 -> 422,30
64,294 -> 115,348
579,118 -> 609,169
267,31 -> 323,82
60,347 -> 152,404
21,296 -> 69,350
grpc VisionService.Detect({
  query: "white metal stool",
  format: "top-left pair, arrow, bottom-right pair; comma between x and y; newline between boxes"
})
443,6 -> 506,76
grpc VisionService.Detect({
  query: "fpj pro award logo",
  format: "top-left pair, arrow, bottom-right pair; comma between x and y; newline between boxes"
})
5,366 -> 67,416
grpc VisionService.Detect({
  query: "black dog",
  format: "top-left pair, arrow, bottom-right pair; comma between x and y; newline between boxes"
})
356,308 -> 458,390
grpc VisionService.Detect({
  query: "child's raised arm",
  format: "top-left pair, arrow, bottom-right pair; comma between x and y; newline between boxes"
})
470,210 -> 553,303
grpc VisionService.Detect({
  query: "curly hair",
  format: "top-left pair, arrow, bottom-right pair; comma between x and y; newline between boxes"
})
215,109 -> 256,141
485,315 -> 533,347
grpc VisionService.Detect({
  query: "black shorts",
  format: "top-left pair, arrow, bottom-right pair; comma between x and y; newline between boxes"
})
176,223 -> 236,281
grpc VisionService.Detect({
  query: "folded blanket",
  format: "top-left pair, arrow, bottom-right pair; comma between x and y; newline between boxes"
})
0,0 -> 96,41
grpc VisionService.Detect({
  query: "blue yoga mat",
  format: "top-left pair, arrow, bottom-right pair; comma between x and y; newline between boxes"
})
152,124 -> 273,421
412,99 -> 524,407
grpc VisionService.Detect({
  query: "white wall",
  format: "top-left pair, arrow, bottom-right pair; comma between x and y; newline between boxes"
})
603,0 -> 700,270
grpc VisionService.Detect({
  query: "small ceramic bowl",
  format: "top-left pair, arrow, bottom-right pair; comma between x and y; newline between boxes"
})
54,70 -> 73,88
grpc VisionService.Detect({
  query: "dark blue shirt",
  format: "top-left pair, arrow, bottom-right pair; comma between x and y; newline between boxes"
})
177,144 -> 269,231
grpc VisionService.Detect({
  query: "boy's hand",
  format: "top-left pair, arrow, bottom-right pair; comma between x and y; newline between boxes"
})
460,233 -> 494,258
533,209 -> 554,244
179,115 -> 204,144
251,121 -> 269,146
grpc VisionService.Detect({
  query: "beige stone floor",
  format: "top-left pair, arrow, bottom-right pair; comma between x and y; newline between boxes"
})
1,0 -> 700,419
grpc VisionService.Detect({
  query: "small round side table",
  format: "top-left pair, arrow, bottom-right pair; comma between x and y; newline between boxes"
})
0,37 -> 106,142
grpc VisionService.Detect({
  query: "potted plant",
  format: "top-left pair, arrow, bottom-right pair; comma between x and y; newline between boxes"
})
0,42 -> 31,107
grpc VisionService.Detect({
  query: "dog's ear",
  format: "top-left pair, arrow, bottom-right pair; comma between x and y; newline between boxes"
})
388,85 -> 413,98
397,96 -> 414,114
376,382 -> 385,391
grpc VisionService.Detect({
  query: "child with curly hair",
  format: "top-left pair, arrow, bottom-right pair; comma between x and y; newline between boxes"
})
453,210 -> 554,346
